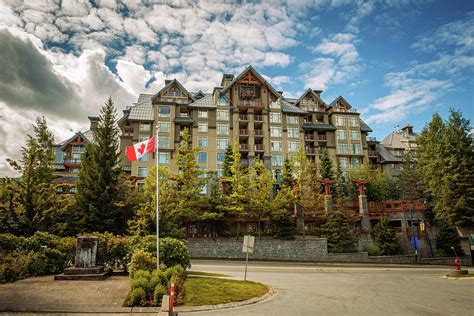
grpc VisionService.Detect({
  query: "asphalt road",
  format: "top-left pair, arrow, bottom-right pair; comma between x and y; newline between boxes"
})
186,260 -> 474,316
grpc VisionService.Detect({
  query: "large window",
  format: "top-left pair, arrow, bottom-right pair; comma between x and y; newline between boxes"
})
158,152 -> 170,164
270,126 -> 282,138
140,123 -> 150,131
352,144 -> 361,155
158,137 -> 169,148
54,148 -> 64,163
271,140 -> 282,152
352,157 -> 360,168
336,116 -> 346,126
338,144 -> 349,154
217,138 -> 229,150
139,154 -> 148,162
138,167 -> 148,177
158,122 -> 170,133
339,157 -> 349,169
198,152 -> 208,163
198,137 -> 208,148
288,141 -> 299,152
351,131 -> 360,140
270,112 -> 281,123
198,110 -> 208,118
217,123 -> 229,135
288,127 -> 299,138
272,155 -> 283,167
217,153 -> 226,164
198,122 -> 208,132
159,106 -> 170,117
217,110 -> 229,121
270,101 -> 280,109
287,115 -> 298,125
349,117 -> 359,127
337,130 -> 346,140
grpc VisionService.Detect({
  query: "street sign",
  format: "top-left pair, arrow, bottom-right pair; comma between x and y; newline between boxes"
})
242,235 -> 255,254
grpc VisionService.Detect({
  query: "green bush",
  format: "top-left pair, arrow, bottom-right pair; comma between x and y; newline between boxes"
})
159,238 -> 190,269
0,250 -> 35,283
129,250 -> 157,278
0,234 -> 27,251
153,284 -> 166,305
363,245 -> 381,256
129,287 -> 147,306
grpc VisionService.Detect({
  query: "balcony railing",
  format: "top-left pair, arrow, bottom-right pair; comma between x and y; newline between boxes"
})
239,129 -> 249,136
239,144 -> 249,151
238,99 -> 262,108
254,129 -> 263,136
255,144 -> 264,151
317,134 -> 327,141
368,150 -> 378,157
367,137 -> 377,142
305,134 -> 316,140
305,147 -> 317,155
254,114 -> 263,121
64,158 -> 81,166
239,114 -> 249,120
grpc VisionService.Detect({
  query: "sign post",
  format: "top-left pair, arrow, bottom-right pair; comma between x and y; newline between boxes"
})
242,235 -> 255,281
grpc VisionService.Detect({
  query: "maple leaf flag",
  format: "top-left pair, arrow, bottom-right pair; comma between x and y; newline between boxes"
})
126,136 -> 156,161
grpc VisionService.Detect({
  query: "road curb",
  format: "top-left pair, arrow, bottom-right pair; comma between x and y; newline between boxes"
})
174,287 -> 277,313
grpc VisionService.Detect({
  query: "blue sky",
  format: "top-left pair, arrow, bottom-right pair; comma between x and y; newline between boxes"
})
0,0 -> 472,176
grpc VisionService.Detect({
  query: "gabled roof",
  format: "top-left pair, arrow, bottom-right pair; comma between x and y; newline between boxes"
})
188,94 -> 215,108
128,97 -> 153,121
294,88 -> 327,108
281,98 -> 309,115
376,144 -> 403,163
220,65 -> 281,98
137,93 -> 153,104
359,119 -> 372,132
59,131 -> 91,150
191,90 -> 206,100
329,96 -> 352,109
152,79 -> 194,102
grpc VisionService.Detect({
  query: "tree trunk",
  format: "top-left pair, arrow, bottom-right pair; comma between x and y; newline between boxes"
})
295,203 -> 305,237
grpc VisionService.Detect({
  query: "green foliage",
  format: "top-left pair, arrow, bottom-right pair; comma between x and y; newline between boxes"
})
76,98 -> 123,234
153,284 -> 166,305
159,238 -> 191,269
319,150 -> 335,180
273,216 -> 296,240
129,250 -> 157,278
222,145 -> 234,194
434,221 -> 464,257
129,287 -> 147,306
373,218 -> 400,255
363,244 -> 381,256
319,210 -> 356,253
349,163 -> 391,201
397,150 -> 424,200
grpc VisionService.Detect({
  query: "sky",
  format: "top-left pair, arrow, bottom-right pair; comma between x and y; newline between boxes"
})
0,0 -> 473,177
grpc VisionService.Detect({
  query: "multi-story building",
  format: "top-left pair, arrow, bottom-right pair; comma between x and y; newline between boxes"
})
117,66 -> 373,181
376,124 -> 419,179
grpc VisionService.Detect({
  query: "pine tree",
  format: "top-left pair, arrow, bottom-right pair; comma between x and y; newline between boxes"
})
221,145 -> 234,194
434,221 -> 464,257
319,150 -> 335,180
398,150 -> 424,200
76,98 -> 122,234
282,158 -> 294,187
373,217 -> 400,255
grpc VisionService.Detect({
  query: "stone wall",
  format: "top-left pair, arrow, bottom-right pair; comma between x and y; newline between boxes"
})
187,236 -> 328,261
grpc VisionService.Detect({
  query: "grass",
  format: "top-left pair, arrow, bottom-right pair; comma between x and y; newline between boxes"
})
184,276 -> 269,306
186,271 -> 231,277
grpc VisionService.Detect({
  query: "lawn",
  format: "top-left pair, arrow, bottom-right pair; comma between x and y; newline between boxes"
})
184,276 -> 269,306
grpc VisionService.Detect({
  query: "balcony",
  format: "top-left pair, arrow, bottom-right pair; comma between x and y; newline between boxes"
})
239,129 -> 249,136
317,134 -> 327,141
367,137 -> 377,142
255,144 -> 264,151
305,147 -> 317,155
238,99 -> 262,108
305,134 -> 316,141
64,158 -> 81,167
368,150 -> 378,157
254,114 -> 263,122
239,114 -> 249,121
239,144 -> 249,151
254,129 -> 263,137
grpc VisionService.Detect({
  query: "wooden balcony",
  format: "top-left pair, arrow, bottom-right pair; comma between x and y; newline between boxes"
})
255,144 -> 264,151
239,144 -> 249,151
254,114 -> 263,122
254,129 -> 263,137
238,99 -> 262,108
305,134 -> 316,141
239,129 -> 249,136
317,134 -> 327,141
239,114 -> 249,120
305,147 -> 317,155
63,158 -> 81,167
368,150 -> 378,157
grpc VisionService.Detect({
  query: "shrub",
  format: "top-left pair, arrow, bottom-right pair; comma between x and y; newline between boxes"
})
159,238 -> 190,269
0,250 -> 35,283
129,250 -> 157,278
129,287 -> 147,306
363,245 -> 381,256
373,218 -> 401,255
153,284 -> 166,306
152,269 -> 168,288
0,234 -> 27,251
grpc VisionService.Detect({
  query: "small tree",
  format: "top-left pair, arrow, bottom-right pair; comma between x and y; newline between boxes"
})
319,150 -> 335,180
373,218 -> 400,255
434,221 -> 464,257
221,145 -> 234,194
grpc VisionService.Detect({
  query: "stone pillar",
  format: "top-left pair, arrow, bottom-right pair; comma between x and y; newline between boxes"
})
359,194 -> 371,231
324,195 -> 334,213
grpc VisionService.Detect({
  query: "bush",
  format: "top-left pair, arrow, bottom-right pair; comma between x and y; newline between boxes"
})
129,287 -> 147,306
153,284 -> 166,305
363,245 -> 381,256
0,250 -> 36,283
129,250 -> 157,278
159,238 -> 190,269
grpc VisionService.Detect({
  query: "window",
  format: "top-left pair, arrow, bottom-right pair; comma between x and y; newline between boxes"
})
394,150 -> 404,157
158,122 -> 170,133
218,97 -> 228,106
139,154 -> 148,161
270,112 -> 281,123
339,157 -> 349,168
138,167 -> 148,177
288,141 -> 299,152
217,138 -> 229,150
270,126 -> 282,138
287,116 -> 297,125
139,135 -> 149,142
336,116 -> 346,126
272,155 -> 283,167
288,127 -> 299,138
270,101 -> 280,109
158,137 -> 169,148
349,117 -> 358,127
198,122 -> 208,132
352,157 -> 360,168
198,110 -> 208,118
166,87 -> 182,97
198,152 -> 208,163
217,169 -> 223,177
72,145 -> 84,152
338,144 -> 349,154
217,110 -> 229,121
352,144 -> 361,155
351,131 -> 360,140
55,149 -> 64,163
72,153 -> 81,159
337,130 -> 346,140
159,106 -> 170,117
217,153 -> 226,164
271,140 -> 282,152
217,123 -> 229,135
158,152 -> 170,164
198,137 -> 208,148
140,123 -> 150,131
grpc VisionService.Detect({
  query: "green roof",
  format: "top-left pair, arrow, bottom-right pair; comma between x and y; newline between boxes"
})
302,122 -> 336,131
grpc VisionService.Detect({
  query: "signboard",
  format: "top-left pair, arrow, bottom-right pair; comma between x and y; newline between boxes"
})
242,235 -> 255,254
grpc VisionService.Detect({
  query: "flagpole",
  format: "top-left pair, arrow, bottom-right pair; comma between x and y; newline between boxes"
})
155,127 -> 160,270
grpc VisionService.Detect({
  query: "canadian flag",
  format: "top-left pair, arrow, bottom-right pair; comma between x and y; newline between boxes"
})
126,136 -> 156,161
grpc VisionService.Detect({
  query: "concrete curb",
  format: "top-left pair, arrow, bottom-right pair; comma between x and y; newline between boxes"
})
174,287 -> 277,313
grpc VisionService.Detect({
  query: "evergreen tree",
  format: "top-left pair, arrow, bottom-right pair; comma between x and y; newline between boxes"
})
434,221 -> 464,257
373,217 -> 400,255
221,144 -> 234,194
398,150 -> 424,200
282,158 -> 294,187
5,117 -> 57,235
76,98 -> 122,234
319,208 -> 356,253
319,150 -> 335,180
197,171 -> 227,237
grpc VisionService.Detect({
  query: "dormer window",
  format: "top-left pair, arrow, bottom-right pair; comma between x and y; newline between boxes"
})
166,86 -> 183,97
239,85 -> 257,99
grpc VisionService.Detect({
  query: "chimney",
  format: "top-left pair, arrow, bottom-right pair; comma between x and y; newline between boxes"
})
88,116 -> 99,131
401,124 -> 414,135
